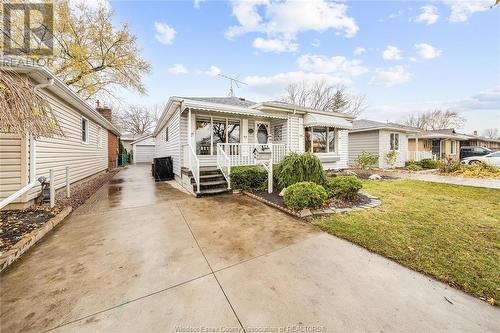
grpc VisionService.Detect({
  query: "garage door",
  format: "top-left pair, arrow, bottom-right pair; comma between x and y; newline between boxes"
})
135,145 -> 155,163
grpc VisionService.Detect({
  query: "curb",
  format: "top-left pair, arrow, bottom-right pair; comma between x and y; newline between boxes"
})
0,206 -> 73,273
243,191 -> 382,219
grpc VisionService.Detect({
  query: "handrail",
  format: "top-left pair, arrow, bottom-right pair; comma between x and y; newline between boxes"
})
0,180 -> 38,210
183,144 -> 200,193
217,144 -> 231,189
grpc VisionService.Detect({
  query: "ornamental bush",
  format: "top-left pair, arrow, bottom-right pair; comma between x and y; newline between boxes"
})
230,166 -> 268,190
283,182 -> 328,210
324,176 -> 362,201
356,151 -> 379,169
406,163 -> 423,171
274,153 -> 326,189
419,158 -> 439,169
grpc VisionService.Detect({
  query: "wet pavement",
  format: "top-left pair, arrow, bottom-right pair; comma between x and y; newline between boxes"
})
1,164 -> 498,332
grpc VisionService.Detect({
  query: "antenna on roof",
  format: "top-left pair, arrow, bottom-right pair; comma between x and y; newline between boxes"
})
217,73 -> 247,97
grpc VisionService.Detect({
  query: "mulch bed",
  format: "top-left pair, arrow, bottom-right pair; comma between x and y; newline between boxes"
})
251,190 -> 371,211
0,168 -> 122,255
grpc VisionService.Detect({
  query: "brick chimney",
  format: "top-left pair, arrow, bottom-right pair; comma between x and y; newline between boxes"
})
473,130 -> 478,136
96,100 -> 112,122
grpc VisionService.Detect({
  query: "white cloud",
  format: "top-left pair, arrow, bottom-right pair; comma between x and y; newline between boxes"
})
311,39 -> 321,48
205,65 -> 222,76
168,64 -> 188,75
226,0 -> 359,40
154,22 -> 176,45
382,46 -> 402,60
353,47 -> 366,56
253,37 -> 298,53
444,0 -> 491,23
414,43 -> 442,60
448,86 -> 500,111
415,5 -> 439,25
244,71 -> 351,96
297,54 -> 368,77
193,0 -> 206,9
372,66 -> 411,87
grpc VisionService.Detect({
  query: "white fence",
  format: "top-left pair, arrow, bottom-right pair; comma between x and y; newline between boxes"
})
407,151 -> 434,161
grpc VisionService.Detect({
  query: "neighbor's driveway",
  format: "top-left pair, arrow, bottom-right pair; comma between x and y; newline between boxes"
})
1,164 -> 498,332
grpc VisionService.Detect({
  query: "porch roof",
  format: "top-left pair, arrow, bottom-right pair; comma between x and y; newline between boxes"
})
303,113 -> 353,130
182,99 -> 288,119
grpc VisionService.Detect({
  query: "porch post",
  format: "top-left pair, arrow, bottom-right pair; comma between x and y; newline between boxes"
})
415,137 -> 419,161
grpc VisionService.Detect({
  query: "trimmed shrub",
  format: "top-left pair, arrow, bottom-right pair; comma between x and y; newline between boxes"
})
406,163 -> 423,171
283,182 -> 328,210
384,150 -> 399,168
274,153 -> 326,189
230,166 -> 267,190
356,151 -> 379,169
419,158 -> 438,169
325,176 -> 362,200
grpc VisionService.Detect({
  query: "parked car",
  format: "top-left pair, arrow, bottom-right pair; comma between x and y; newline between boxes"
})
459,146 -> 492,159
461,151 -> 500,167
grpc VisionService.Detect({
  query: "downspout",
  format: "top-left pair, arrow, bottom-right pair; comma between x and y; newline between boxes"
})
30,77 -> 55,182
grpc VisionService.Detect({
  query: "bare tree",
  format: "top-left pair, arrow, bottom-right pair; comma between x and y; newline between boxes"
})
113,104 -> 163,135
281,80 -> 367,116
401,109 -> 466,130
483,128 -> 499,139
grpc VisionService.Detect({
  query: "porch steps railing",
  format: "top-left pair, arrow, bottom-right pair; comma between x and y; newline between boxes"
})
216,145 -> 231,189
182,144 -> 200,193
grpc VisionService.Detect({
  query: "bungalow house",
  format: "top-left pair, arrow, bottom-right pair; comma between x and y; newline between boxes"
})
408,129 -> 469,161
131,135 -> 155,163
461,131 -> 500,151
348,119 -> 420,168
0,63 -> 120,210
153,96 -> 354,196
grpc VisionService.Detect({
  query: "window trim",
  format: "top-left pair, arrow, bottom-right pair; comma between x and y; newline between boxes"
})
450,140 -> 456,155
165,126 -> 169,142
81,117 -> 89,144
97,125 -> 103,148
390,132 -> 400,151
305,127 -> 338,154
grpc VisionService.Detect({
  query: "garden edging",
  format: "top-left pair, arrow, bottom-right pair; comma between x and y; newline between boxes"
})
0,206 -> 72,273
244,191 -> 382,219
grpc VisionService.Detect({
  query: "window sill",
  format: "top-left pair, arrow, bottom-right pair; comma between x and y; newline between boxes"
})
314,153 -> 340,162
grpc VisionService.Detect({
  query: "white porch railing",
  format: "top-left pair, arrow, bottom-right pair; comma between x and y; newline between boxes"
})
217,143 -> 288,167
183,144 -> 200,193
407,151 -> 434,161
216,145 -> 231,189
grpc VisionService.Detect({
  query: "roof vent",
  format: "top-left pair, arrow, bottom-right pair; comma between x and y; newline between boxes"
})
238,97 -> 246,101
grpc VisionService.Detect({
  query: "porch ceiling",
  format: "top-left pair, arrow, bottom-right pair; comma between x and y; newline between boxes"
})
183,100 -> 287,120
303,113 -> 353,130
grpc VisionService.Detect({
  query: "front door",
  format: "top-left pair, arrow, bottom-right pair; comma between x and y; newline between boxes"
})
431,139 -> 441,160
255,121 -> 270,144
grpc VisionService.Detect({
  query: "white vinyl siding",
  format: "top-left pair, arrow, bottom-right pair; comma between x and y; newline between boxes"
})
288,115 -> 303,153
25,88 -> 108,202
379,130 -> 408,168
155,108 -> 181,176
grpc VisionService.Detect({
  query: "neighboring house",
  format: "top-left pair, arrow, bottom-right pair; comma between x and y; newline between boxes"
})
0,63 -> 120,210
408,129 -> 469,161
131,135 -> 155,163
348,119 -> 420,168
153,96 -> 353,195
461,131 -> 500,151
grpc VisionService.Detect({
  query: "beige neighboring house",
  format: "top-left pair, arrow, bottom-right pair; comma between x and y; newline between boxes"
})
461,131 -> 500,151
408,129 -> 469,161
0,63 -> 120,210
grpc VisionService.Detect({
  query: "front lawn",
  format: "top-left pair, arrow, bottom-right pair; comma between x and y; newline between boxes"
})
313,179 -> 500,305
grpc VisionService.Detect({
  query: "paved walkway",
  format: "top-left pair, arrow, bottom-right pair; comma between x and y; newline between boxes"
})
1,164 -> 498,332
394,172 -> 500,189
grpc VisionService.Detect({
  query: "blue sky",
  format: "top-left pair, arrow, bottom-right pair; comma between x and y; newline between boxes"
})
106,0 -> 499,134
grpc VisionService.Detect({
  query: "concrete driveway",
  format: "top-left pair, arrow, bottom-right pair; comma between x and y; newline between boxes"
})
1,164 -> 498,332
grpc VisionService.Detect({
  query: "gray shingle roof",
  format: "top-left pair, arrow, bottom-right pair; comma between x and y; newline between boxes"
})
352,119 -> 408,130
180,96 -> 257,108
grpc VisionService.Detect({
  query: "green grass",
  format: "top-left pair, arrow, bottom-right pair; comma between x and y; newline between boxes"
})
313,179 -> 500,305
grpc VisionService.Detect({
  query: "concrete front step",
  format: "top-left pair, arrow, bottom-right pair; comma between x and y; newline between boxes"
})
195,187 -> 230,197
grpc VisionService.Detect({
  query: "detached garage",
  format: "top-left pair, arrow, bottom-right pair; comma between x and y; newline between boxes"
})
131,135 -> 155,163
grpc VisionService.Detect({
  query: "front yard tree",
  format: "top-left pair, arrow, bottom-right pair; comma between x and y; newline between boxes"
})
402,110 -> 465,130
282,80 -> 366,116
4,0 -> 150,100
